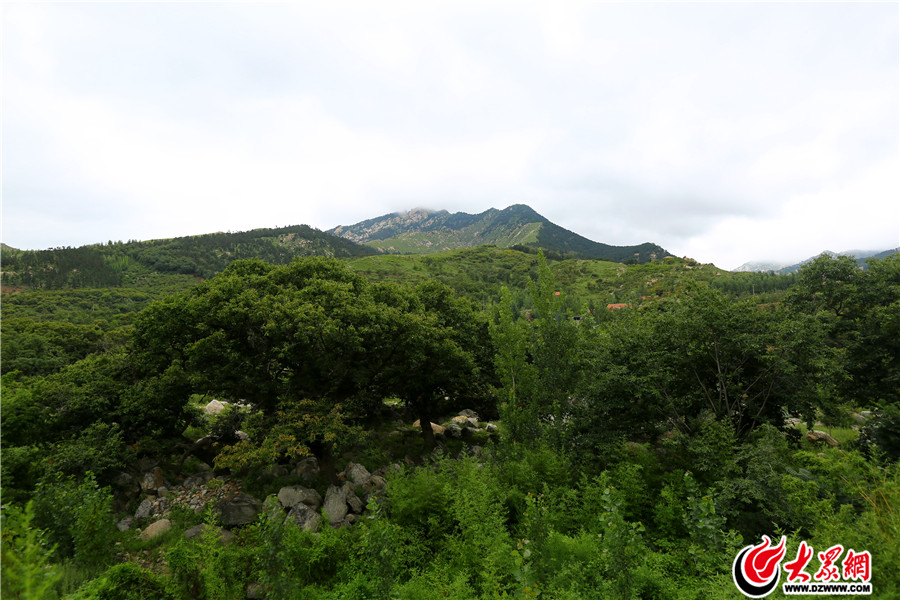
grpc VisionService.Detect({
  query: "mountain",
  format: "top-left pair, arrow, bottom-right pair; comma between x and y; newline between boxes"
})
732,261 -> 790,273
1,224 -> 377,289
329,204 -> 669,263
776,248 -> 899,274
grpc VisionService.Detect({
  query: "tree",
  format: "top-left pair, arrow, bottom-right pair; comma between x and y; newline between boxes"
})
396,280 -> 494,449
129,257 -> 494,466
572,286 -> 830,452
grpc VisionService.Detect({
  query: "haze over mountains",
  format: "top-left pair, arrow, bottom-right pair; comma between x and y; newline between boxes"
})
735,248 -> 899,274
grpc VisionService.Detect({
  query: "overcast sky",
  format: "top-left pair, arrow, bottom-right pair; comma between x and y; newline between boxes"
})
3,2 -> 898,270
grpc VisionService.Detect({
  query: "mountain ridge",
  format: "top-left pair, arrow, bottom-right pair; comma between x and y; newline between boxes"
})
329,204 -> 669,264
734,248 -> 899,274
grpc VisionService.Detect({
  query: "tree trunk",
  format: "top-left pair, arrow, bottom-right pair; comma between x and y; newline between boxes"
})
416,395 -> 435,451
311,439 -> 338,485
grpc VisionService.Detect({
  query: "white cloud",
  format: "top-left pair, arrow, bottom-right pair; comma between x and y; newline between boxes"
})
2,1 -> 897,268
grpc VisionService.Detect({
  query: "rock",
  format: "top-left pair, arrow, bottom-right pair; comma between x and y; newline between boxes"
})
287,504 -> 321,532
134,498 -> 155,520
485,423 -> 499,433
247,583 -> 266,599
157,486 -> 168,497
323,484 -> 348,524
277,485 -> 322,510
412,420 -> 447,435
345,463 -> 372,487
369,475 -> 387,494
851,413 -> 867,425
458,409 -> 479,420
235,430 -> 249,441
807,430 -> 840,447
347,493 -> 365,514
182,476 -> 203,490
184,524 -> 236,545
140,519 -> 172,542
861,411 -> 874,419
785,417 -> 802,427
291,456 -> 319,481
451,415 -> 479,428
445,423 -> 463,438
217,492 -> 262,526
204,400 -> 228,415
140,467 -> 165,492
116,516 -> 134,532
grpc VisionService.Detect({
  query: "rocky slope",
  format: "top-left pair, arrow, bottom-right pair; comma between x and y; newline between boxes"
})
329,204 -> 669,263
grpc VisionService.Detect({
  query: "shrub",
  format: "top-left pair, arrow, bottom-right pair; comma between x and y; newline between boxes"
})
68,563 -> 177,600
0,501 -> 61,600
31,472 -> 116,569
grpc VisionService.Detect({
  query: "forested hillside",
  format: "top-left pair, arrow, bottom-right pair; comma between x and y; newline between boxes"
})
1,225 -> 377,290
2,249 -> 898,599
329,204 -> 669,263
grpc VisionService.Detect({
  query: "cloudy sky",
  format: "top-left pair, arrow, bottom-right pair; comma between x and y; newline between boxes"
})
3,2 -> 898,270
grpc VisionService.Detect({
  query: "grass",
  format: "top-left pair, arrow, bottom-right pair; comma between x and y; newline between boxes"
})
794,422 -> 860,448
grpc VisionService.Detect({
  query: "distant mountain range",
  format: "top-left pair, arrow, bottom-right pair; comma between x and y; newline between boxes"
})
734,248 -> 899,274
1,205 -> 671,290
329,204 -> 669,264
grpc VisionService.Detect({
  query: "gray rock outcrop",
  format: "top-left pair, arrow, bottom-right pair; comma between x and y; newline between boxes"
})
323,484 -> 348,524
217,492 -> 262,526
287,504 -> 322,532
140,518 -> 172,542
277,485 -> 322,511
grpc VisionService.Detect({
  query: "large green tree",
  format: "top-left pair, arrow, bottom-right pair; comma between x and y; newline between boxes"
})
569,286 -> 832,460
130,257 -> 493,466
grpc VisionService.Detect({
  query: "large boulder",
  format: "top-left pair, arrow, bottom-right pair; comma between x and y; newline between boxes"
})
287,504 -> 322,532
204,400 -> 228,415
134,498 -> 155,520
346,491 -> 365,514
345,463 -> 372,487
277,485 -> 322,511
140,467 -> 165,492
412,420 -> 447,435
217,492 -> 262,526
807,430 -> 840,447
451,415 -> 479,428
323,484 -> 348,524
140,519 -> 172,542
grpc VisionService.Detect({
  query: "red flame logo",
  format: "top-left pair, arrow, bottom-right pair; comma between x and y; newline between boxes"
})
732,535 -> 787,598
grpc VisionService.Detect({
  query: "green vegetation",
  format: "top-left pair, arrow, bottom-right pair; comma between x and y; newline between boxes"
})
2,244 -> 899,598
330,204 -> 669,263
1,225 -> 376,289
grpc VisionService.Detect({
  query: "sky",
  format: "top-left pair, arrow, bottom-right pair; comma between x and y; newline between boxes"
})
2,1 -> 898,271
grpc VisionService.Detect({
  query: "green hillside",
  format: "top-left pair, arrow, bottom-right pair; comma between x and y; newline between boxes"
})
329,204 -> 670,263
1,225 -> 377,290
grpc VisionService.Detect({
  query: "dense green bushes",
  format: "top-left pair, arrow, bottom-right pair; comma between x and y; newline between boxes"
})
2,252 -> 899,598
